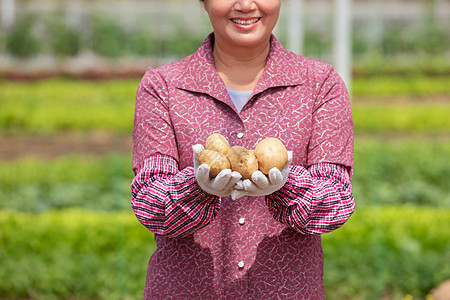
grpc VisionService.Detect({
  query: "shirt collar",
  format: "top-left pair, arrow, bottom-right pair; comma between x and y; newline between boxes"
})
255,34 -> 307,94
175,33 -> 307,100
174,33 -> 225,102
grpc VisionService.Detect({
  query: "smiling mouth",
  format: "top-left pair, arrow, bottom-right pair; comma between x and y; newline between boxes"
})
231,18 -> 261,25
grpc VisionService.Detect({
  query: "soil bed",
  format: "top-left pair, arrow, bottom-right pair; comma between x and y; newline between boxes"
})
0,132 -> 132,161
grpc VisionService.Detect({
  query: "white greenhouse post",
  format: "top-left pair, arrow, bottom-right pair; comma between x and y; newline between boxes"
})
287,0 -> 304,54
333,0 -> 353,94
1,0 -> 15,29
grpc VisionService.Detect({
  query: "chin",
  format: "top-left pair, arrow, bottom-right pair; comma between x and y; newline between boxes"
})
228,32 -> 270,48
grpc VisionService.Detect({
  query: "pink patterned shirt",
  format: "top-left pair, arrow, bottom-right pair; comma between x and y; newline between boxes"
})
131,33 -> 355,299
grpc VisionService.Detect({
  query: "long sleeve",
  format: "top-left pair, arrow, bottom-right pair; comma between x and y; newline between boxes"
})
307,65 -> 354,177
266,162 -> 354,235
132,68 -> 179,174
131,154 -> 221,237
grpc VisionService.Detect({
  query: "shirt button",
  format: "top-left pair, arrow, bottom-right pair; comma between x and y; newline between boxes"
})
237,132 -> 244,139
238,261 -> 245,268
238,217 -> 245,225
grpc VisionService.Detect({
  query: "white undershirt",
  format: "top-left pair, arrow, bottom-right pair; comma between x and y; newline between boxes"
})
226,88 -> 253,113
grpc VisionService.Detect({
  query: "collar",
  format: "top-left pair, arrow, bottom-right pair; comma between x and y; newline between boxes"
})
175,33 -> 307,102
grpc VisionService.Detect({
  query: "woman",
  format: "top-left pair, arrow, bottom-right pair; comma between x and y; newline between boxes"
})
131,0 -> 355,298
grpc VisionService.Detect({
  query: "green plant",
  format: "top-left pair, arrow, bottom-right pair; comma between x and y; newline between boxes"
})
125,29 -> 158,56
353,54 -> 450,77
352,138 -> 450,207
353,75 -> 450,97
0,79 -> 136,134
352,101 -> 450,132
0,28 -> 6,53
352,26 -> 370,58
413,1 -> 450,56
88,14 -> 125,57
381,23 -> 416,56
303,27 -> 332,58
0,154 -> 133,212
322,206 -> 450,299
45,15 -> 82,57
5,15 -> 41,58
161,31 -> 204,57
0,206 -> 448,299
0,209 -> 155,299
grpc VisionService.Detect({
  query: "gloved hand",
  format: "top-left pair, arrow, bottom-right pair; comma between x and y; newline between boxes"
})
231,151 -> 293,200
193,144 -> 242,197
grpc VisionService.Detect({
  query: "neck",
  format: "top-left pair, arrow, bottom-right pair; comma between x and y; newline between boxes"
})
213,38 -> 271,91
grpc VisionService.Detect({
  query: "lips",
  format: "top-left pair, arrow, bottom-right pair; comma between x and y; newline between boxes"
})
230,17 -> 261,25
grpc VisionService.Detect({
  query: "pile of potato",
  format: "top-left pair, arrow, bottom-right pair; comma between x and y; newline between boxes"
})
198,133 -> 288,179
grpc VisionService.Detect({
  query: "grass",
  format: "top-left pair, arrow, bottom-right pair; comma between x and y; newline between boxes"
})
0,206 -> 448,299
1,76 -> 449,134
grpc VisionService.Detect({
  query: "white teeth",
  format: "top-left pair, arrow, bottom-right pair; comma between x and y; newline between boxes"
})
231,18 -> 259,25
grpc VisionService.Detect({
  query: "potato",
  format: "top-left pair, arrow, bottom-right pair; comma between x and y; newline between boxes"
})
254,137 -> 288,175
205,133 -> 231,156
227,146 -> 258,180
199,149 -> 230,177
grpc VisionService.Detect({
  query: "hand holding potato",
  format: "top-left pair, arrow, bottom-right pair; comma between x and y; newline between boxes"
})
193,144 -> 242,197
231,151 -> 293,200
194,134 -> 292,199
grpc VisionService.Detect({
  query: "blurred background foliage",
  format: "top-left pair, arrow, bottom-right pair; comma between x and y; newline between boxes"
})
1,11 -> 206,59
4,10 -> 448,59
0,0 -> 449,74
1,9 -> 449,67
0,0 -> 449,299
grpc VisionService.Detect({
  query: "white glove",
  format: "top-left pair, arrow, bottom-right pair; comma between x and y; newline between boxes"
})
231,151 -> 293,200
193,144 -> 242,197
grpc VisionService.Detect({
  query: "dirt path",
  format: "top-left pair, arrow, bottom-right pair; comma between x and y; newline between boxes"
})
0,133 -> 132,161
